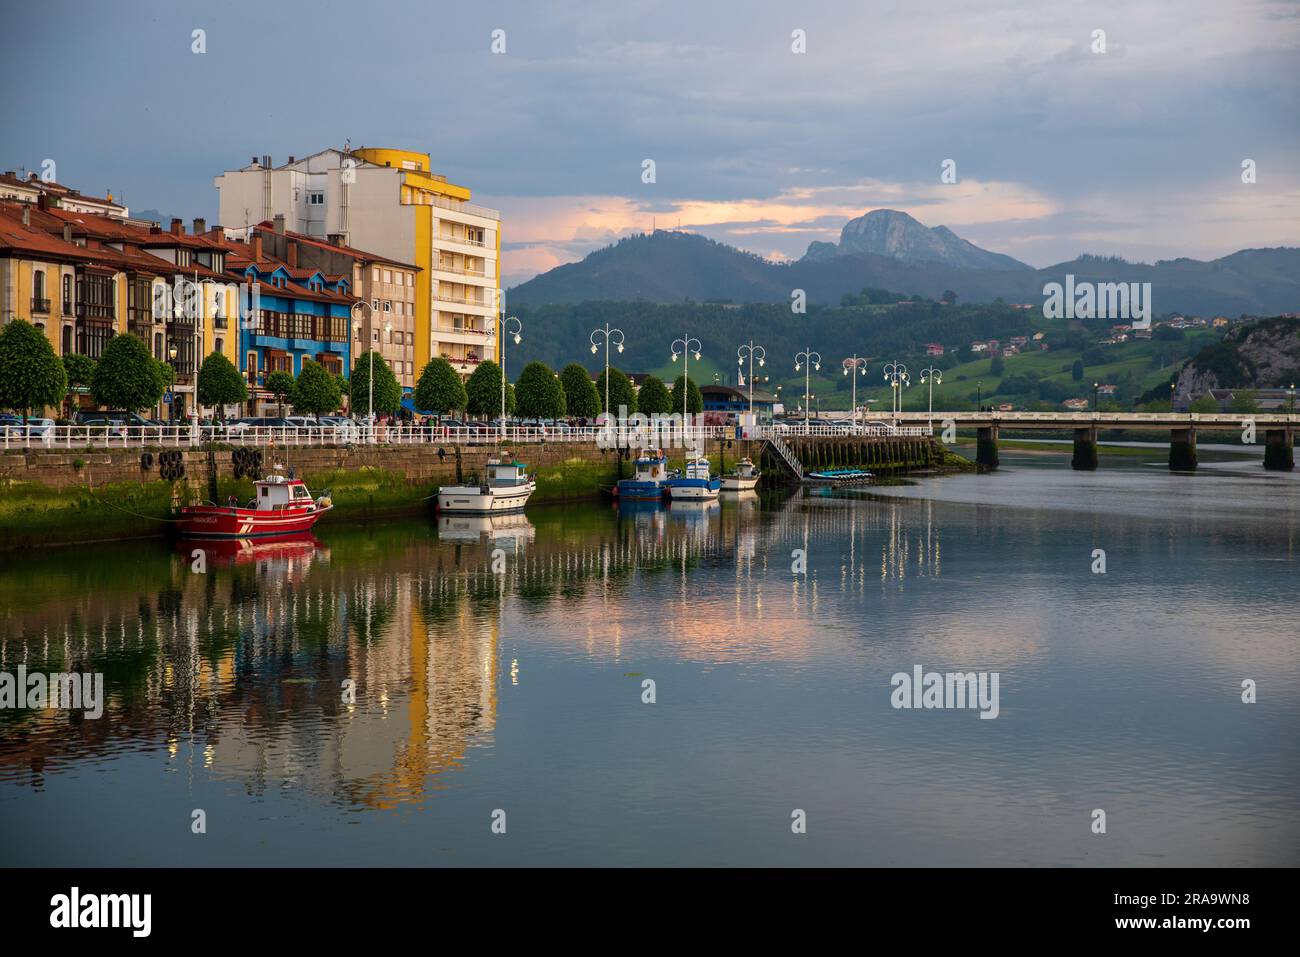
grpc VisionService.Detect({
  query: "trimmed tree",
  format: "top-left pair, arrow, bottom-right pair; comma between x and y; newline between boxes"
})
0,319 -> 67,421
349,350 -> 401,416
595,366 -> 636,416
293,359 -> 342,419
266,370 -> 296,418
670,374 -> 703,414
559,363 -> 600,419
62,353 -> 96,390
91,333 -> 163,413
637,374 -> 672,415
515,360 -> 566,420
465,359 -> 515,419
197,352 -> 248,422
414,357 -> 467,419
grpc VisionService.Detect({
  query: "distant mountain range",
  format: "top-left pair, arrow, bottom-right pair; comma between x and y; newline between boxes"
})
508,210 -> 1300,316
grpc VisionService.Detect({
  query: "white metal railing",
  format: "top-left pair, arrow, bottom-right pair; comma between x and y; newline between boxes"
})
756,422 -> 933,438
890,410 -> 1299,427
0,423 -> 734,450
765,432 -> 804,480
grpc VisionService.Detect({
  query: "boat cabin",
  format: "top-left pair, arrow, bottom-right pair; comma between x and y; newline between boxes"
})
684,456 -> 712,480
734,457 -> 758,477
485,459 -> 530,487
255,476 -> 313,511
632,448 -> 667,483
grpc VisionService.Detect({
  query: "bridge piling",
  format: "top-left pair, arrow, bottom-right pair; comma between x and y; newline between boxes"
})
1072,426 -> 1099,471
976,425 -> 999,471
1264,428 -> 1295,471
1169,427 -> 1197,472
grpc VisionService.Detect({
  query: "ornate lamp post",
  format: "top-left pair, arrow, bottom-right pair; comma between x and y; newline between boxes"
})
919,366 -> 942,424
589,322 -> 625,423
493,312 -> 523,441
842,355 -> 867,432
794,349 -> 821,434
883,361 -> 910,416
737,340 -> 766,420
670,335 -> 702,420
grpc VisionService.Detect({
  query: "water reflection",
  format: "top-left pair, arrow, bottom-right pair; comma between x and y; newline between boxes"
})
0,463 -> 1296,866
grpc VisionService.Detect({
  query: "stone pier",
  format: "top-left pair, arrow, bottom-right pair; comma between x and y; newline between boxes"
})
976,425 -> 999,471
1071,426 -> 1099,471
1263,428 -> 1296,471
1169,427 -> 1197,472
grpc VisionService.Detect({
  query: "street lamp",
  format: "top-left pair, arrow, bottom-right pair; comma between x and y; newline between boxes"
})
976,380 -> 982,411
737,340 -> 766,421
670,335 -> 702,422
1093,381 -> 1100,412
350,301 -> 375,438
842,355 -> 867,432
794,348 -> 821,434
883,361 -> 910,416
494,312 -> 523,441
589,322 -> 625,424
919,366 -> 942,423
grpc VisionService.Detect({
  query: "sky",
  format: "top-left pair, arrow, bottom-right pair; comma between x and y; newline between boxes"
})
2,0 -> 1298,287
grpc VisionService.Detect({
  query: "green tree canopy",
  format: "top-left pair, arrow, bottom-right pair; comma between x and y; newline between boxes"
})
0,319 -> 67,419
559,363 -> 600,419
293,359 -> 343,418
336,373 -> 349,399
636,374 -> 672,415
669,374 -> 704,414
1229,391 -> 1259,413
90,333 -> 163,413
1071,359 -> 1084,381
515,360 -> 566,420
414,357 -> 467,417
197,352 -> 248,420
465,359 -> 514,419
1190,393 -> 1219,414
990,354 -> 1005,376
595,366 -> 636,416
349,350 -> 401,415
62,353 -> 96,389
265,370 -> 296,417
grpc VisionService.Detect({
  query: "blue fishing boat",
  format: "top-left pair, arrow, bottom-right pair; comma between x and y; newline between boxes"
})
615,447 -> 670,501
666,455 -> 721,501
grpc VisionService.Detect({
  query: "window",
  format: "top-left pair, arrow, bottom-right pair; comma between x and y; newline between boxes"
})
62,325 -> 72,355
372,267 -> 379,281
383,300 -> 391,312
155,332 -> 164,359
215,337 -> 223,354
383,269 -> 392,284
308,192 -> 325,206
62,275 -> 72,314
371,298 -> 379,311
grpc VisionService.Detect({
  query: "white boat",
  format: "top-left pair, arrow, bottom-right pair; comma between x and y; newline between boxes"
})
437,458 -> 535,513
720,457 -> 761,491
666,455 -> 721,500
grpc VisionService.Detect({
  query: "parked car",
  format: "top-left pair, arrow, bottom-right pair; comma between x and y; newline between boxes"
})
23,417 -> 55,439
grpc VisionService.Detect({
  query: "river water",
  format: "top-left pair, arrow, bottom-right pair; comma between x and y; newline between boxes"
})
1,449 -> 1297,866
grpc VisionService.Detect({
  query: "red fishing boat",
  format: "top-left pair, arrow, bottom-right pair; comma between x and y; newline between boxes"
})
177,469 -> 333,538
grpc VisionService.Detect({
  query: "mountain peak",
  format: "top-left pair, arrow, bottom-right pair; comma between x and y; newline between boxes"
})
803,208 -> 1030,272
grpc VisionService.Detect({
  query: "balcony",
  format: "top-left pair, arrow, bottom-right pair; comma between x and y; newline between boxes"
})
31,297 -> 51,314
436,233 -> 487,249
76,302 -> 114,321
214,315 -> 228,329
62,299 -> 73,316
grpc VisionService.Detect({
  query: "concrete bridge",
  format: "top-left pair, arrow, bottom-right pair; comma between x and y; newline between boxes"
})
888,411 -> 1297,471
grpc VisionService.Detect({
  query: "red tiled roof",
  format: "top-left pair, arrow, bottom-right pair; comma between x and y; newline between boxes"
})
250,222 -> 419,270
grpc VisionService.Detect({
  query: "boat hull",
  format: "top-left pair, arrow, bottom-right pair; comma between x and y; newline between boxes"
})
666,478 -> 721,500
437,480 -> 535,514
719,475 -> 759,491
615,479 -> 666,501
176,503 -> 331,538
